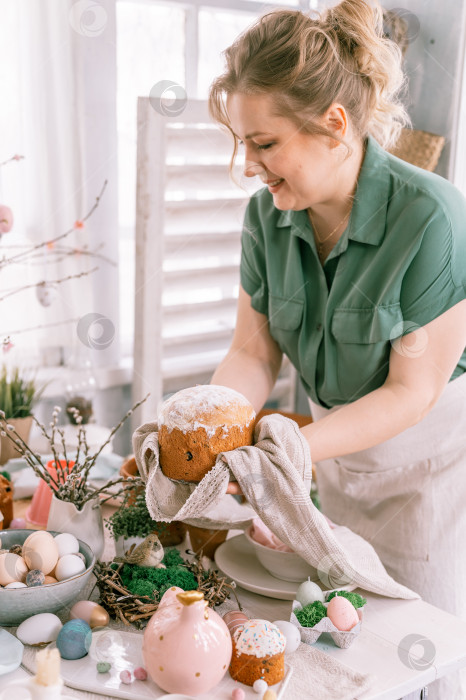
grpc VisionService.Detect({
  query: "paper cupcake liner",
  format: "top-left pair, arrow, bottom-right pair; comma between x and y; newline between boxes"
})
290,595 -> 364,649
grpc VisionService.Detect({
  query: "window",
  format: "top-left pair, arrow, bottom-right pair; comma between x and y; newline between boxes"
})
116,0 -> 315,356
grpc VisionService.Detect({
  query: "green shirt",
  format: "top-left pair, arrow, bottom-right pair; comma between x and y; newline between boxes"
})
240,135 -> 466,408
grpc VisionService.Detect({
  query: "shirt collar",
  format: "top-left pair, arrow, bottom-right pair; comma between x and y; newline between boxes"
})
277,135 -> 390,247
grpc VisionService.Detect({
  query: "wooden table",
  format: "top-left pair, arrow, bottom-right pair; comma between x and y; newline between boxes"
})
2,500 -> 466,699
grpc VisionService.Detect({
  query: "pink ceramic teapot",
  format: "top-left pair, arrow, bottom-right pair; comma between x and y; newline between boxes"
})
143,589 -> 232,696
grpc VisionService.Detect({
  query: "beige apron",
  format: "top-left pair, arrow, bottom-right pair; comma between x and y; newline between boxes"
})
310,372 -> 466,700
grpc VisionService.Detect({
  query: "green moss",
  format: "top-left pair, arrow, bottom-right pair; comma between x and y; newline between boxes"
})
130,579 -> 158,598
119,553 -> 198,601
295,600 -> 327,627
326,590 -> 366,609
162,548 -> 184,567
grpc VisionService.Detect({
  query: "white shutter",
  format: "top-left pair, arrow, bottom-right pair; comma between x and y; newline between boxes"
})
133,98 -> 296,425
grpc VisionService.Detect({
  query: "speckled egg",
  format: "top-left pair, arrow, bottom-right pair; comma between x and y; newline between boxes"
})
22,531 -> 59,574
97,662 -> 111,673
272,620 -> 301,654
26,569 -> 45,587
55,554 -> 86,581
133,667 -> 147,681
56,619 -> 92,659
70,601 -> 109,628
120,670 -> 133,684
9,544 -> 22,556
0,552 -> 28,586
16,613 -> 63,645
54,532 -> 79,558
327,596 -> 359,632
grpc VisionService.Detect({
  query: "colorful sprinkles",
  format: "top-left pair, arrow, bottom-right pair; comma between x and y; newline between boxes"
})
233,619 -> 286,658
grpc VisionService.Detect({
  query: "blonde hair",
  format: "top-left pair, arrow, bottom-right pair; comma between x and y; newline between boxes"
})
209,0 -> 410,164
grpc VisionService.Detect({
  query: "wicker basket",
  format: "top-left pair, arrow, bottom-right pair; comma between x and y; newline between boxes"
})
388,128 -> 445,173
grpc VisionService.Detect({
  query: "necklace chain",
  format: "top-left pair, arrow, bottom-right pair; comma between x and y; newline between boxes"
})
308,207 -> 351,261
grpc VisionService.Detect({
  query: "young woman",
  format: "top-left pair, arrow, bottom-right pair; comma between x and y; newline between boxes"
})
209,1 -> 466,697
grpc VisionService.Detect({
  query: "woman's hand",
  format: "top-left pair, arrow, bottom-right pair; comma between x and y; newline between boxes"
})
226,481 -> 244,495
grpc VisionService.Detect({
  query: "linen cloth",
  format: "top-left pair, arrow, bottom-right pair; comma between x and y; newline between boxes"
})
310,371 -> 466,700
134,413 -> 418,599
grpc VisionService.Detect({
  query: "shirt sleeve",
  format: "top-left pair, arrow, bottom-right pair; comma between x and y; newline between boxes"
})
240,194 -> 269,316
400,201 -> 466,330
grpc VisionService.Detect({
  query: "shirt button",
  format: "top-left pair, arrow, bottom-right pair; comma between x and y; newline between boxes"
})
316,323 -> 323,331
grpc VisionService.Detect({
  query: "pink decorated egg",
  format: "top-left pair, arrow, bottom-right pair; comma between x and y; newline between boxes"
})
327,596 -> 359,631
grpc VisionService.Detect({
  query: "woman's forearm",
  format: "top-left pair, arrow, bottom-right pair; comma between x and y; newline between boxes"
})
301,382 -> 429,462
211,347 -> 279,414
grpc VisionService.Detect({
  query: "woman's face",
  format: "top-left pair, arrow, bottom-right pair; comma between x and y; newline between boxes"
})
227,92 -> 344,212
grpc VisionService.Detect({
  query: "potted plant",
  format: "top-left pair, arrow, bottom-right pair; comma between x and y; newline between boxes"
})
0,365 -> 43,465
0,397 -> 148,559
105,487 -> 186,556
115,456 -> 186,555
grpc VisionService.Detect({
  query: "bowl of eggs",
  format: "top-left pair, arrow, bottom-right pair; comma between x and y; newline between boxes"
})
244,525 -> 318,583
0,529 -> 95,626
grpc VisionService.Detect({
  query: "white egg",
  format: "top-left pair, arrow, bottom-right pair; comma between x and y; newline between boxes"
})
54,532 -> 79,558
5,581 -> 27,589
272,620 -> 301,654
55,554 -> 86,581
16,613 -> 63,645
295,578 -> 325,607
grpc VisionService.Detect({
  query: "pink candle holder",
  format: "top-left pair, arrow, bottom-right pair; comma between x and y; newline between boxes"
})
26,460 -> 75,527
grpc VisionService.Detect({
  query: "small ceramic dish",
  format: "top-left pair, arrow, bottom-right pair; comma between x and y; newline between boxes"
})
244,525 -> 318,583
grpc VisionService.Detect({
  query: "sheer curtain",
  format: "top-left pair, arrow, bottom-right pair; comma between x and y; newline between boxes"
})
0,0 -> 119,370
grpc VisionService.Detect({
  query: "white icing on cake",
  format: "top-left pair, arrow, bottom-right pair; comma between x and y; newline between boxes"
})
233,619 -> 286,657
159,385 -> 255,438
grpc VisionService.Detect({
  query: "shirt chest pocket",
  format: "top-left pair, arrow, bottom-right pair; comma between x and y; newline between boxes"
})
268,295 -> 304,361
331,304 -> 404,400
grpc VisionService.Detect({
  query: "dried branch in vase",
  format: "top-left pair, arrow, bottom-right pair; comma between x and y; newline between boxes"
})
0,394 -> 149,510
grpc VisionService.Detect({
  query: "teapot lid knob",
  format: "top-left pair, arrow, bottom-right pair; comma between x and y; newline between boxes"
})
176,590 -> 204,606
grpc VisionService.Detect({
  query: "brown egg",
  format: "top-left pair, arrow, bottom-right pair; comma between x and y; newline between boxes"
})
23,531 -> 59,574
44,575 -> 58,585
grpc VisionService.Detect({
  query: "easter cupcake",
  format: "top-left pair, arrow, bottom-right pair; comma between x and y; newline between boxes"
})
229,619 -> 286,686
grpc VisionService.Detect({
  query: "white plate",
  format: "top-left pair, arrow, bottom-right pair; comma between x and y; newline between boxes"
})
215,534 -> 300,600
22,629 -> 293,699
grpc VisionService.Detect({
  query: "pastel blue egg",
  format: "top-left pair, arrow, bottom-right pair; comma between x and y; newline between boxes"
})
56,619 -> 92,660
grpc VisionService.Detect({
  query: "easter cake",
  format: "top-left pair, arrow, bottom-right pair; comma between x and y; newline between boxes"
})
158,385 -> 255,482
229,618 -> 286,686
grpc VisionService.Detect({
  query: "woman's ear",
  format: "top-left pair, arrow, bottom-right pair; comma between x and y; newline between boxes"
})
322,103 -> 348,145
